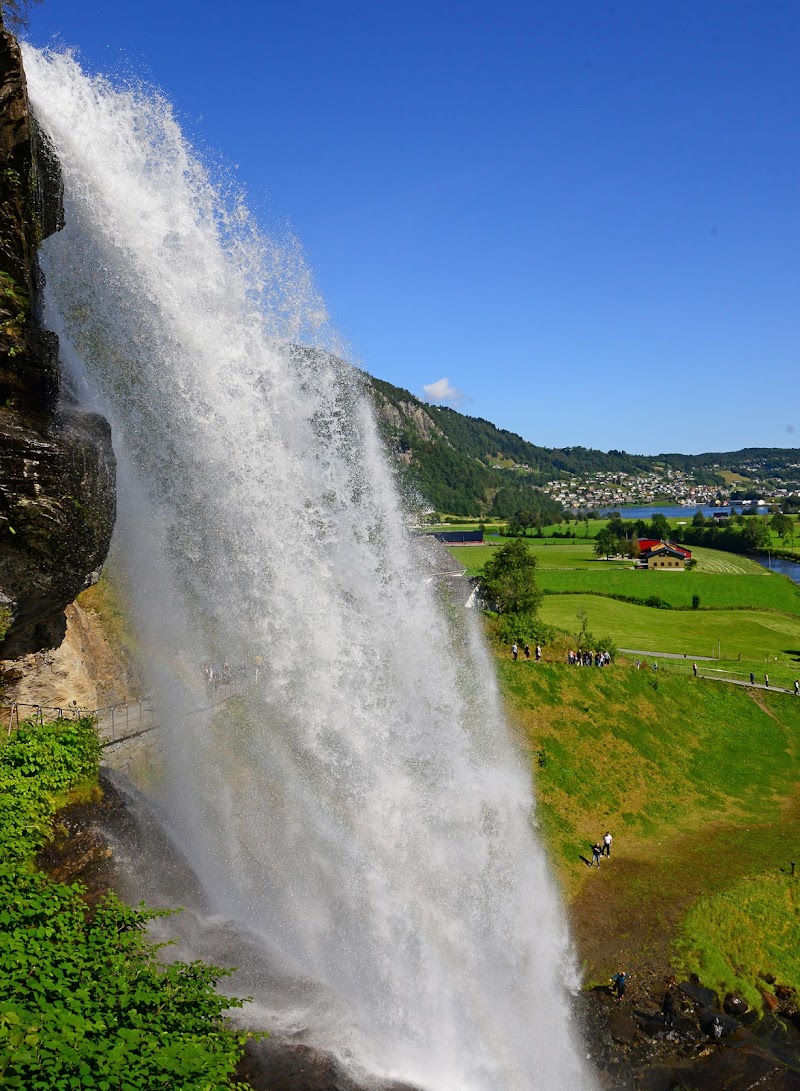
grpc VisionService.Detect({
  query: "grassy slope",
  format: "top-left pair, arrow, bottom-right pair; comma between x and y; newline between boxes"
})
498,651 -> 800,1001
538,594 -> 800,662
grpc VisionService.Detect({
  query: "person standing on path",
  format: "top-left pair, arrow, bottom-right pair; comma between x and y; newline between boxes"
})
794,679 -> 799,696
603,831 -> 612,857
750,671 -> 755,686
610,971 -> 628,1002
511,643 -> 518,661
590,842 -> 602,868
765,673 -> 769,688
662,990 -> 675,1027
693,662 -> 698,677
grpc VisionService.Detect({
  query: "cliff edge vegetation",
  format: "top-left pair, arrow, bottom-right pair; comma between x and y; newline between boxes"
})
0,716 -> 253,1090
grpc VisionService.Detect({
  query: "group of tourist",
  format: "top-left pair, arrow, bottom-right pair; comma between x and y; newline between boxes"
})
568,649 -> 612,667
202,660 -> 249,690
510,643 -> 542,662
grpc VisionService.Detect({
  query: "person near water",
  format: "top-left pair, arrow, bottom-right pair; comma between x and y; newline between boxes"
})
693,662 -> 698,677
590,842 -> 602,868
511,643 -> 518,661
603,831 -> 612,857
662,990 -> 675,1027
610,971 -> 628,1002
711,1014 -> 724,1049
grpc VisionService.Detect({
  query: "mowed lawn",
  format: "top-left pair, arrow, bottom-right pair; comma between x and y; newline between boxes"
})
539,593 -> 800,661
448,537 -> 800,614
537,569 -> 800,615
449,540 -> 631,575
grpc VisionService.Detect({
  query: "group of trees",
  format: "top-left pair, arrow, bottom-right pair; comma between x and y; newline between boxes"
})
586,509 -> 796,560
591,512 -> 670,559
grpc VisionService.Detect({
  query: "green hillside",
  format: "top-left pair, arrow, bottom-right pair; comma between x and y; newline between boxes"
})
498,649 -> 800,1007
364,371 -> 800,516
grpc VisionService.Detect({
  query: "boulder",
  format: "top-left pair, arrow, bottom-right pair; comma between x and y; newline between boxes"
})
724,993 -> 750,1018
679,980 -> 718,1009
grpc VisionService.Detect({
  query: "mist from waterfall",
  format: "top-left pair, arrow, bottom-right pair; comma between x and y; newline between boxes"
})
24,45 -> 596,1091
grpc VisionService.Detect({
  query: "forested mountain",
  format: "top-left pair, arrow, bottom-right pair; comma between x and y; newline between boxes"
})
363,373 -> 800,517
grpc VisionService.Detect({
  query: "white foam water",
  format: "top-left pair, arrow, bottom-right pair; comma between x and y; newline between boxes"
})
24,44 -> 596,1090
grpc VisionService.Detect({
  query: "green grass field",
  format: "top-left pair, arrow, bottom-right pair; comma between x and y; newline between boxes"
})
449,540 -> 631,575
448,537 -> 800,616
538,593 -> 800,663
497,650 -> 800,1001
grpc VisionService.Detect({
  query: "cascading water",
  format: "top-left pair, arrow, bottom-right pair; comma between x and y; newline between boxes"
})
24,45 -> 596,1090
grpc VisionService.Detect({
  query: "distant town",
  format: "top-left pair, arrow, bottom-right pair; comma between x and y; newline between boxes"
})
538,461 -> 800,511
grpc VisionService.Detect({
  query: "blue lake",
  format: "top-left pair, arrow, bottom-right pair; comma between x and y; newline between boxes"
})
754,556 -> 800,585
588,504 -> 769,520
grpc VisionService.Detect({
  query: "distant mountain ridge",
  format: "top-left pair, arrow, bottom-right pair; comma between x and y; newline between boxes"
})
363,373 -> 800,517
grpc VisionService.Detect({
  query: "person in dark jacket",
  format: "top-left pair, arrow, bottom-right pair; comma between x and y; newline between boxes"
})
662,990 -> 675,1027
610,971 -> 627,1002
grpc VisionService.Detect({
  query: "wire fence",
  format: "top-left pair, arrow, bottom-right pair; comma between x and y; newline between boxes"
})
2,680 -> 248,745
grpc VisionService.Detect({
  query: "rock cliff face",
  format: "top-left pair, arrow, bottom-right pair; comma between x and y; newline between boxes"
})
0,27 -> 115,656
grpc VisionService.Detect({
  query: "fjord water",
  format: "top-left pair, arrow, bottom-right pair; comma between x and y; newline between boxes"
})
25,47 -> 595,1090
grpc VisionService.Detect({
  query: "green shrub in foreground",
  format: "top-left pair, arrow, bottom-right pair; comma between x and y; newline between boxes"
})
0,869 -> 250,1090
0,717 -> 102,863
0,720 -> 253,1089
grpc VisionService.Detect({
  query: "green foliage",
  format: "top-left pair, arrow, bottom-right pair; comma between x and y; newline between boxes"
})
0,718 -> 101,863
0,722 -> 254,1089
496,613 -> 554,646
593,526 -> 618,558
0,869 -> 251,1090
478,538 -> 542,617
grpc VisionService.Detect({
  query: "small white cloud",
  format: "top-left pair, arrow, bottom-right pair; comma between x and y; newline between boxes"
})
422,377 -> 466,407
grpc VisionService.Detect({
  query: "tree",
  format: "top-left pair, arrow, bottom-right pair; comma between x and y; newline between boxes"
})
594,526 -> 618,559
0,0 -> 43,32
741,519 -> 771,551
771,513 -> 794,546
479,538 -> 542,616
650,512 -> 670,539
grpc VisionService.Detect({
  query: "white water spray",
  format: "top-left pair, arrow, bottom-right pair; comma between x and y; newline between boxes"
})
25,46 -> 596,1090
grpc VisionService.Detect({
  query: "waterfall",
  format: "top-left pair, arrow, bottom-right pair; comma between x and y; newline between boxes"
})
24,45 -> 596,1091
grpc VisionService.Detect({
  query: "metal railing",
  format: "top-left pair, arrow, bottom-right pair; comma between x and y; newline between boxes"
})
2,679 -> 249,746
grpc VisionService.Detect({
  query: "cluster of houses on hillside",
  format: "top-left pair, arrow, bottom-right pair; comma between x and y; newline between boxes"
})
540,469 -> 726,510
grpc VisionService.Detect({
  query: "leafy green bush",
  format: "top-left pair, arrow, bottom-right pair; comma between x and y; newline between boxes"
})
0,718 -> 101,863
0,868 -> 251,1090
0,720 -> 253,1089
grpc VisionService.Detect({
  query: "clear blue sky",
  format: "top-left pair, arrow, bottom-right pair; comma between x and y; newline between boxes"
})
23,1 -> 800,456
